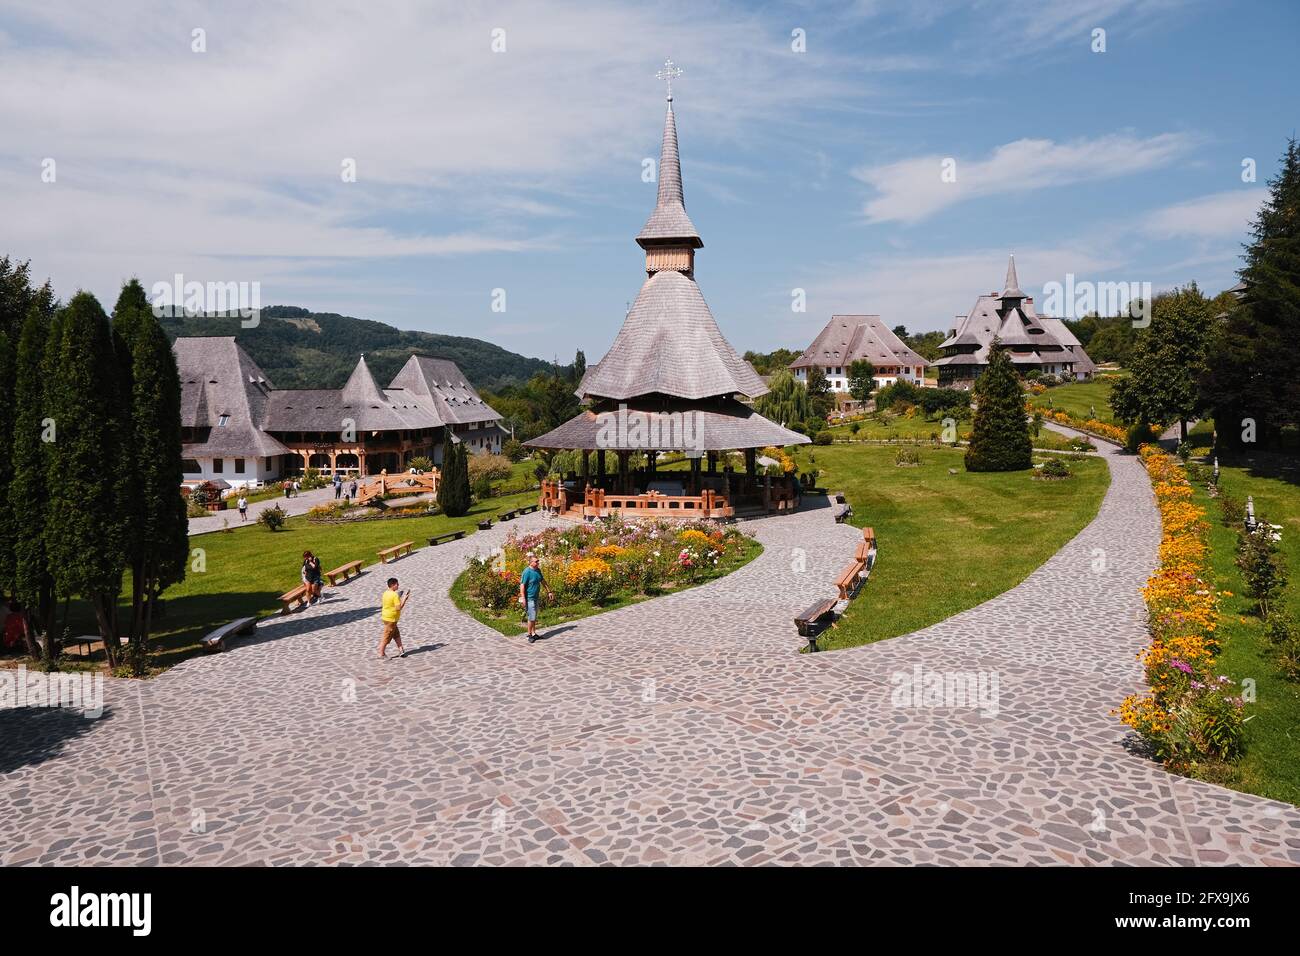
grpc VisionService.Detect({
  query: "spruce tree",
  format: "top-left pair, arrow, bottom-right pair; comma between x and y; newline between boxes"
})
1202,139 -> 1300,450
10,289 -> 57,659
0,331 -> 15,598
436,431 -> 456,514
446,441 -> 471,517
965,339 -> 1033,472
44,292 -> 129,669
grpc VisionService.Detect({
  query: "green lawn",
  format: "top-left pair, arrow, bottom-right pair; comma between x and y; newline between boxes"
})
1028,376 -> 1122,425
827,414 -> 1085,452
796,444 -> 1111,651
1193,457 -> 1300,805
450,536 -> 763,637
54,487 -> 540,670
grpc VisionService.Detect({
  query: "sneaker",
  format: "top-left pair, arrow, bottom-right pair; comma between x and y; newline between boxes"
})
527,635 -> 536,644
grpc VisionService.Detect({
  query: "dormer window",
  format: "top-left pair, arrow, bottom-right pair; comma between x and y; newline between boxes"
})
217,414 -> 230,427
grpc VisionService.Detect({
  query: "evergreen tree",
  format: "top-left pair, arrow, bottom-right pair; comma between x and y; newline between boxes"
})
10,287 -> 57,659
1202,139 -> 1300,450
571,349 -> 586,384
755,370 -> 811,427
1111,286 -> 1213,440
0,331 -> 15,597
451,441 -> 471,516
965,339 -> 1032,472
44,292 -> 130,669
847,359 -> 876,404
121,306 -> 189,674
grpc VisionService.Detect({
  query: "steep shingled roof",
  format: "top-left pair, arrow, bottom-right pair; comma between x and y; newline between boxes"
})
636,100 -> 702,248
388,355 -> 504,426
575,269 -> 768,401
790,315 -> 929,371
174,337 -> 290,458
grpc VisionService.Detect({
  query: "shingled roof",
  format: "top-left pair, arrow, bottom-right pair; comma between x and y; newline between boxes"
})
388,355 -> 503,426
790,315 -> 929,371
934,256 -> 1097,375
636,99 -> 701,248
175,337 -> 290,457
527,89 -> 801,451
576,270 -> 768,401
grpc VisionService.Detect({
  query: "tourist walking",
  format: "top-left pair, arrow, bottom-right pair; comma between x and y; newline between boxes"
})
292,478 -> 301,498
237,494 -> 248,521
334,474 -> 342,499
378,577 -> 410,659
519,554 -> 554,644
301,551 -> 324,604
282,479 -> 291,499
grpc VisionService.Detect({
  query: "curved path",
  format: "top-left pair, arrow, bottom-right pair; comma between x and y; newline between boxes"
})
3,440 -> 1299,865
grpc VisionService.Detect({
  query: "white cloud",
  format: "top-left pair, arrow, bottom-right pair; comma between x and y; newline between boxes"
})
1140,189 -> 1265,239
854,132 -> 1194,223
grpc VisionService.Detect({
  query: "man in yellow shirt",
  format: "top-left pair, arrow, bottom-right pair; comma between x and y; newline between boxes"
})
378,577 -> 410,659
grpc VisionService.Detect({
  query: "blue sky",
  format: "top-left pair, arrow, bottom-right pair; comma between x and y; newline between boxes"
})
1,0 -> 1296,363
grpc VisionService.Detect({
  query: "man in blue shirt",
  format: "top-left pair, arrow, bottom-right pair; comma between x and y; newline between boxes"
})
518,553 -> 553,644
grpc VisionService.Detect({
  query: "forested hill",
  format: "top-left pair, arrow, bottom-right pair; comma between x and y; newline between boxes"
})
161,305 -> 567,391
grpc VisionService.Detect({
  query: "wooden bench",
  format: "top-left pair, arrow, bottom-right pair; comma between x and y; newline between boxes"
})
518,504 -> 539,515
828,490 -> 847,504
832,502 -> 853,523
324,560 -> 363,586
279,585 -> 309,614
795,597 -> 838,652
499,508 -> 519,521
835,559 -> 867,600
62,634 -> 97,657
476,518 -> 493,531
377,541 -> 415,564
429,529 -> 466,546
200,616 -> 257,652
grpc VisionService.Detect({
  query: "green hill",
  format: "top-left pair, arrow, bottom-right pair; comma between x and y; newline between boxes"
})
161,305 -> 565,391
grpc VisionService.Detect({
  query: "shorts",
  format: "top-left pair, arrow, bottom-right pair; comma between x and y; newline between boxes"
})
525,598 -> 538,622
382,621 -> 401,642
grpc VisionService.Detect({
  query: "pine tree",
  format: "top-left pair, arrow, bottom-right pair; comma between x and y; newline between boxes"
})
10,288 -> 57,659
44,292 -> 130,669
1202,139 -> 1300,450
436,431 -> 457,515
445,441 -> 471,517
965,339 -> 1032,472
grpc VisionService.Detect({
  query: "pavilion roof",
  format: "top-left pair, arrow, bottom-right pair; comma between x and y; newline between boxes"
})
523,396 -> 810,452
636,100 -> 701,248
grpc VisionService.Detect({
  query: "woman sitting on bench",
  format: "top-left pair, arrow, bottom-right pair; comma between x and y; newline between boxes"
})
301,551 -> 324,604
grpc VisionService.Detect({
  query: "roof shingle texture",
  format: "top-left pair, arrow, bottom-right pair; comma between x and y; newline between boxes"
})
577,270 -> 768,402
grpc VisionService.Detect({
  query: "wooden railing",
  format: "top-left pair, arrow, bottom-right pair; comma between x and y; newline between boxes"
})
356,470 -> 439,506
539,480 -> 731,519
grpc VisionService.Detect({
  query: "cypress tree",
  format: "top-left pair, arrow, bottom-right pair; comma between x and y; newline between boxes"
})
10,288 -> 57,659
436,432 -> 453,514
45,292 -> 129,669
965,339 -> 1032,472
122,307 -> 189,674
445,441 -> 471,517
0,331 -> 15,598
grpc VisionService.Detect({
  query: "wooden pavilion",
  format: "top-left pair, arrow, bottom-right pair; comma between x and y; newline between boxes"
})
526,70 -> 809,520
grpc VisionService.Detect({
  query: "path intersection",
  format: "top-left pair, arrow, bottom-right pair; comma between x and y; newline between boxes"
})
3,440 -> 1299,865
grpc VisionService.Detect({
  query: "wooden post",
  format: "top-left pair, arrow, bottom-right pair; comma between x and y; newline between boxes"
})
763,474 -> 772,513
707,451 -> 716,473
648,450 -> 657,474
617,451 -> 629,494
690,456 -> 700,494
597,449 -> 606,486
580,449 -> 589,488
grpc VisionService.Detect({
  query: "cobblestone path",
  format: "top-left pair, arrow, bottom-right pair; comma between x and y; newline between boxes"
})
3,440 -> 1298,865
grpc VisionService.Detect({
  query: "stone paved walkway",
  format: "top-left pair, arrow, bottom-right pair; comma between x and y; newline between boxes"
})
188,486 -> 337,536
3,440 -> 1299,865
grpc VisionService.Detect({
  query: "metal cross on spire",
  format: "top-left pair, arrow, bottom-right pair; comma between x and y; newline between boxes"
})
655,58 -> 683,101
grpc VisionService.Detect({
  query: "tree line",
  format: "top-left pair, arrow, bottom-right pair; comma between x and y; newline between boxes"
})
0,264 -> 189,674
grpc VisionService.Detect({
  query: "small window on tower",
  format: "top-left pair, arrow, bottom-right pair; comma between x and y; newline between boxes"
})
217,414 -> 230,427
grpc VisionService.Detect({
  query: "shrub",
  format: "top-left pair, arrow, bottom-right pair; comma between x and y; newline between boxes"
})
1218,493 -> 1244,527
1038,457 -> 1071,479
895,447 -> 921,466
1266,614 -> 1300,680
849,421 -> 861,435
1236,522 -> 1288,618
502,438 -> 525,462
299,467 -> 329,490
471,474 -> 494,500
468,453 -> 513,484
258,505 -> 287,532
813,430 -> 833,446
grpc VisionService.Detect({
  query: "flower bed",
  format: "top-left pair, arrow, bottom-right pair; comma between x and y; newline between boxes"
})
1117,446 -> 1245,775
454,516 -> 761,635
1040,408 -> 1127,445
